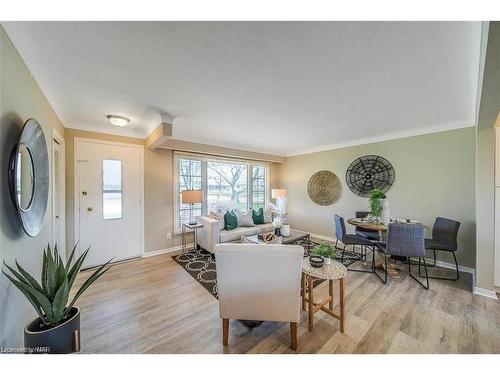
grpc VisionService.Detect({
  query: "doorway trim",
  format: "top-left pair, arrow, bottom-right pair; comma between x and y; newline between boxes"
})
52,128 -> 66,261
73,137 -> 145,259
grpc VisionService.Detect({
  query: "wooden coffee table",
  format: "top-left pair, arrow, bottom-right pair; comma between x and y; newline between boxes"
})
302,258 -> 347,332
243,229 -> 314,255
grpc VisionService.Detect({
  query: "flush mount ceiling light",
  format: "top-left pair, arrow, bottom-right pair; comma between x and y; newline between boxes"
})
107,115 -> 130,127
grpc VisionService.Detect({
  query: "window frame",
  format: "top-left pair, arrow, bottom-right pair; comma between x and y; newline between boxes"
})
173,152 -> 270,233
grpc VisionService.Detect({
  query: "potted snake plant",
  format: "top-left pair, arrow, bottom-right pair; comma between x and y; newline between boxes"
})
2,244 -> 111,353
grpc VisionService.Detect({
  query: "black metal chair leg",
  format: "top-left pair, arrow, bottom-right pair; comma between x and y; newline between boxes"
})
419,249 -> 459,281
451,252 -> 460,281
409,256 -> 429,289
346,245 -> 376,274
423,249 -> 437,268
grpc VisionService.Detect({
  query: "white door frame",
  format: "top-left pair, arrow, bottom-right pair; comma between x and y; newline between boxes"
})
52,128 -> 66,261
74,137 -> 145,258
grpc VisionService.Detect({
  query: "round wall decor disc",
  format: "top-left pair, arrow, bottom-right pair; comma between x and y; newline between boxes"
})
345,155 -> 395,197
307,170 -> 342,206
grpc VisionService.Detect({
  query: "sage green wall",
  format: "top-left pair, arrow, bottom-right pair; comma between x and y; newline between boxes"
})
278,127 -> 476,268
0,27 -> 65,347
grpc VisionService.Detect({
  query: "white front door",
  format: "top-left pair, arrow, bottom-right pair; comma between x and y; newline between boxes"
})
76,138 -> 143,268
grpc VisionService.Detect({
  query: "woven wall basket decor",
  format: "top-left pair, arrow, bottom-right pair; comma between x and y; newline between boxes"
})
345,155 -> 395,197
307,170 -> 342,206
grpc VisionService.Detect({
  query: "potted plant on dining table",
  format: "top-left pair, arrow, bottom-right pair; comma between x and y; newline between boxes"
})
369,189 -> 390,225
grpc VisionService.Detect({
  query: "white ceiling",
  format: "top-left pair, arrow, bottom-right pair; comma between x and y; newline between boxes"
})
3,22 -> 482,156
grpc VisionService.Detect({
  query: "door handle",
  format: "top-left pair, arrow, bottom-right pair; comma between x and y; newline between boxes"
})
87,207 -> 93,212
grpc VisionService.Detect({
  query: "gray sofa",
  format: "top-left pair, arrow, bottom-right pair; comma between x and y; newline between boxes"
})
195,215 -> 275,253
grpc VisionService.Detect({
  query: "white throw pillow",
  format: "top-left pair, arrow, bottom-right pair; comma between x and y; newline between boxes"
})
208,210 -> 224,221
235,209 -> 254,227
208,210 -> 225,231
264,207 -> 273,223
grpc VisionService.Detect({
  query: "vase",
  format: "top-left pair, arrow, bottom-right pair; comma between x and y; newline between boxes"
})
380,199 -> 390,225
281,224 -> 291,236
24,306 -> 81,354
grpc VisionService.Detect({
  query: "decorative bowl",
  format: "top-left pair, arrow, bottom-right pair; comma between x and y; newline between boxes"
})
309,256 -> 324,268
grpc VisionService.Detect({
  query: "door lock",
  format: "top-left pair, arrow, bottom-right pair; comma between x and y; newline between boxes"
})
87,207 -> 93,212
82,191 -> 88,196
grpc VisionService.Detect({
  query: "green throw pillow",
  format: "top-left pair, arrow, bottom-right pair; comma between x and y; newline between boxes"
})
224,210 -> 238,231
252,207 -> 265,225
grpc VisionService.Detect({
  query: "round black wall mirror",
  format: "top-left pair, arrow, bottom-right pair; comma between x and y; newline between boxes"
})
8,119 -> 49,237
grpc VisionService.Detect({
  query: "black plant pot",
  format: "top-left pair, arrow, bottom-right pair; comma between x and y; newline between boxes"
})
24,307 -> 81,354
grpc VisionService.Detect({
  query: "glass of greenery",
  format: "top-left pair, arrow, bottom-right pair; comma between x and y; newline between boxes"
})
311,243 -> 338,265
369,189 -> 387,220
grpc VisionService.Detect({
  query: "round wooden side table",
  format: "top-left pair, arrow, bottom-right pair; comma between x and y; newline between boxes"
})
302,258 -> 347,332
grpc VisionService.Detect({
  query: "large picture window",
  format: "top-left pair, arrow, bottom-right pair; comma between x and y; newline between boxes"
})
207,161 -> 248,211
178,158 -> 202,226
174,153 -> 269,231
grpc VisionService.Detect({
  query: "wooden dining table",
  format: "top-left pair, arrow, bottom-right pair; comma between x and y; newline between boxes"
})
347,218 -> 387,232
346,218 -> 428,278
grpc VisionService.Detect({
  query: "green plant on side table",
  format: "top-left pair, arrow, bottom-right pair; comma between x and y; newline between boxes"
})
311,243 -> 338,265
2,244 -> 112,354
369,189 -> 387,219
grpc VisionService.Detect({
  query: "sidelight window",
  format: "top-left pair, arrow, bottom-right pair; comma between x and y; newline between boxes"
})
103,159 -> 122,220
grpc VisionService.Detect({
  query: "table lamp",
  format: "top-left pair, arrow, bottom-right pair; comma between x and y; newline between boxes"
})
271,189 -> 287,215
272,189 -> 287,199
181,189 -> 204,225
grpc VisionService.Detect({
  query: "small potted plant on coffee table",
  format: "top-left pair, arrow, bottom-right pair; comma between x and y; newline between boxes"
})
2,244 -> 112,353
311,243 -> 338,265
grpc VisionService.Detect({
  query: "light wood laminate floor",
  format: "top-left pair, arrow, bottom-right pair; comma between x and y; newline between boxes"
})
73,253 -> 499,354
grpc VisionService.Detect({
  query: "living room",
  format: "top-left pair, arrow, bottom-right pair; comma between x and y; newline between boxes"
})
1,1 -> 499,372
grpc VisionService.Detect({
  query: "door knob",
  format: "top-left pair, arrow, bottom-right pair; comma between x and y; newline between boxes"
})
87,207 -> 93,212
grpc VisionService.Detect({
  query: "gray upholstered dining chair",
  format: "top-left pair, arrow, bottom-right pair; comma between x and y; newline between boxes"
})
374,222 -> 429,289
354,211 -> 380,261
421,217 -> 461,281
334,214 -> 375,273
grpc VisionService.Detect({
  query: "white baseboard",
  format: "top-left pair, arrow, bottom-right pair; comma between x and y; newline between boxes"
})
427,259 -> 475,276
142,245 -> 183,258
307,231 -> 336,242
473,287 -> 498,300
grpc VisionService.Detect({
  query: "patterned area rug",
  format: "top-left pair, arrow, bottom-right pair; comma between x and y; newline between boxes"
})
172,240 -> 361,329
173,248 -> 218,297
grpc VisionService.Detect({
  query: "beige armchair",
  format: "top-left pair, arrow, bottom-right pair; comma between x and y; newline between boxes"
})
214,243 -> 304,350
